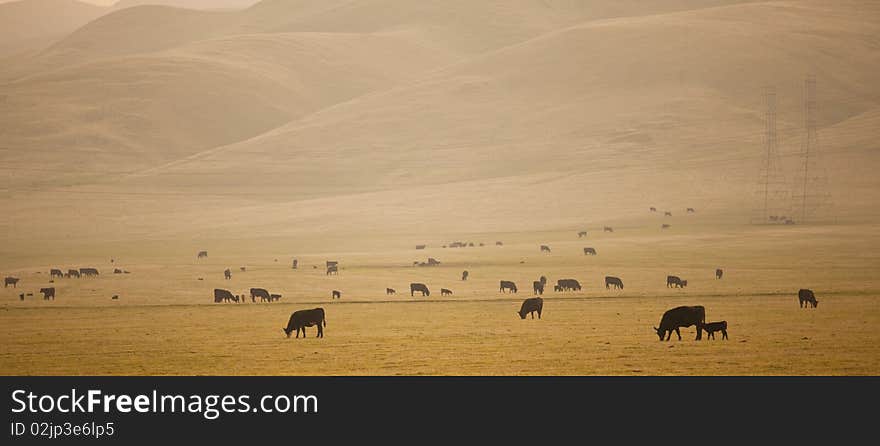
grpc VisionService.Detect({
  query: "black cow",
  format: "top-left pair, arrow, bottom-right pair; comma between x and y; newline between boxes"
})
386,288 -> 396,295
224,268 -> 232,280
667,276 -> 687,288
556,279 -> 581,292
500,281 -> 518,293
540,245 -> 551,253
533,281 -> 544,295
415,244 -> 426,250
270,294 -> 282,302
578,231 -> 588,238
603,226 -> 614,233
495,241 -> 503,246
80,268 -> 99,277
67,269 -> 80,278
441,288 -> 453,296
702,321 -> 728,340
113,268 -> 123,274
798,289 -> 819,308
197,251 -> 208,259
462,270 -> 469,281
687,208 -> 696,213
518,297 -> 543,319
665,211 -> 672,216
655,306 -> 706,341
716,269 -> 723,280
332,290 -> 341,299
661,224 -> 671,229
40,287 -> 55,300
50,269 -> 64,278
214,288 -> 235,303
650,207 -> 657,212
250,288 -> 271,302
605,276 -> 623,290
292,259 -> 298,269
584,247 -> 597,255
4,277 -> 19,288
411,283 -> 430,297
240,266 -> 246,272
283,308 -> 326,338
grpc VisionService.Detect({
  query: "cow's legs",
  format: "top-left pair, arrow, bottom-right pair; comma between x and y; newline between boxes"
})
665,330 -> 672,341
675,328 -> 682,340
722,330 -> 728,340
696,325 -> 702,340
538,310 -> 542,319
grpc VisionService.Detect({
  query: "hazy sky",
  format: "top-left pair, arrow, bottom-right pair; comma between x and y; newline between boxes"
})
0,0 -> 260,7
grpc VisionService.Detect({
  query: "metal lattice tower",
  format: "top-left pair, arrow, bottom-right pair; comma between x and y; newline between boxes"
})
792,75 -> 831,223
753,87 -> 790,224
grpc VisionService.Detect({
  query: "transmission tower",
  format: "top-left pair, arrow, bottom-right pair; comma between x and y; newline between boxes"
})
792,74 -> 831,223
752,87 -> 790,224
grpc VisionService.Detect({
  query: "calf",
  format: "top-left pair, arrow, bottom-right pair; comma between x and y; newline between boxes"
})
500,281 -> 518,293
702,321 -> 728,340
224,268 -> 232,280
540,245 -> 551,253
332,290 -> 341,299
517,297 -> 544,319
603,226 -> 614,233
667,276 -> 687,288
441,288 -> 453,296
583,247 -> 597,255
270,294 -> 282,302
716,269 -> 723,280
40,287 -> 55,300
386,288 -> 396,295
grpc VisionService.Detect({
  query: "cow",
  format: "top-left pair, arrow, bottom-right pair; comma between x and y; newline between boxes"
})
667,276 -> 687,288
4,277 -> 20,288
441,288 -> 453,296
655,306 -> 706,341
540,245 -> 551,253
665,211 -> 672,217
270,294 -> 282,302
224,268 -> 232,280
80,268 -> 99,277
386,288 -> 396,295
462,270 -> 469,281
113,268 -> 123,274
326,265 -> 338,275
495,241 -> 503,246
650,207 -> 657,212
19,293 -> 24,301
578,231 -> 588,238
415,244 -> 426,250
410,283 -> 430,296
539,276 -> 547,286
50,269 -> 64,279
197,251 -> 208,259
716,269 -> 723,279
518,297 -> 543,319
283,308 -> 326,338
798,289 -> 819,308
584,247 -> 597,255
661,224 -> 671,229
240,266 -> 246,272
250,288 -> 271,302
40,287 -> 55,300
603,226 -> 614,233
214,288 -> 235,303
332,290 -> 341,299
687,208 -> 696,213
500,281 -> 518,293
67,269 -> 80,278
702,321 -> 728,340
556,279 -> 581,292
111,295 -> 119,300
605,276 -> 624,290
292,259 -> 298,269
533,281 -> 544,295
427,258 -> 441,266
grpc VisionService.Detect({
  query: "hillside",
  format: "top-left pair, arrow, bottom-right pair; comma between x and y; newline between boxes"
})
0,0 -> 108,57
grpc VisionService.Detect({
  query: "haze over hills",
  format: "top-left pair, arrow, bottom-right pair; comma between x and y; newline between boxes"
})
0,0 -> 878,253
0,0 -> 107,57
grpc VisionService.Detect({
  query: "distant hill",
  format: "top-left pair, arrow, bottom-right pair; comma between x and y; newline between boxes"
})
0,0 -> 107,57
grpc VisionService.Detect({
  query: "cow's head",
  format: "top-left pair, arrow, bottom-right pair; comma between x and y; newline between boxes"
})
283,327 -> 293,338
813,300 -> 819,308
518,311 -> 527,320
654,326 -> 664,340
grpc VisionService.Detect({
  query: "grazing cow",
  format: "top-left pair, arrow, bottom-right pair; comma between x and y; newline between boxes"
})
50,269 -> 64,279
702,321 -> 728,340
416,245 -> 426,250
518,297 -> 544,319
4,277 -> 20,288
650,207 -> 657,212
462,270 -> 469,281
500,281 -> 518,293
427,258 -> 441,266
386,288 -> 396,295
578,231 -> 588,238
270,294 -> 282,302
798,289 -> 819,308
716,269 -> 723,279
332,290 -> 341,299
197,251 -> 208,259
605,276 -> 624,290
111,295 -> 119,300
283,308 -> 326,338
80,268 -> 99,277
556,279 -> 581,292
604,226 -> 614,233
495,241 -> 503,246
40,287 -> 55,300
468,243 -> 474,247
113,268 -> 123,274
250,288 -> 271,302
441,288 -> 453,296
661,224 -> 671,229
687,208 -> 696,213
479,243 -> 485,247
667,276 -> 687,288
655,306 -> 706,341
533,281 -> 544,295
292,259 -> 298,269
583,247 -> 597,255
214,288 -> 235,303
540,245 -> 551,253
664,211 -> 672,217
224,268 -> 232,280
67,269 -> 80,278
411,283 -> 430,297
